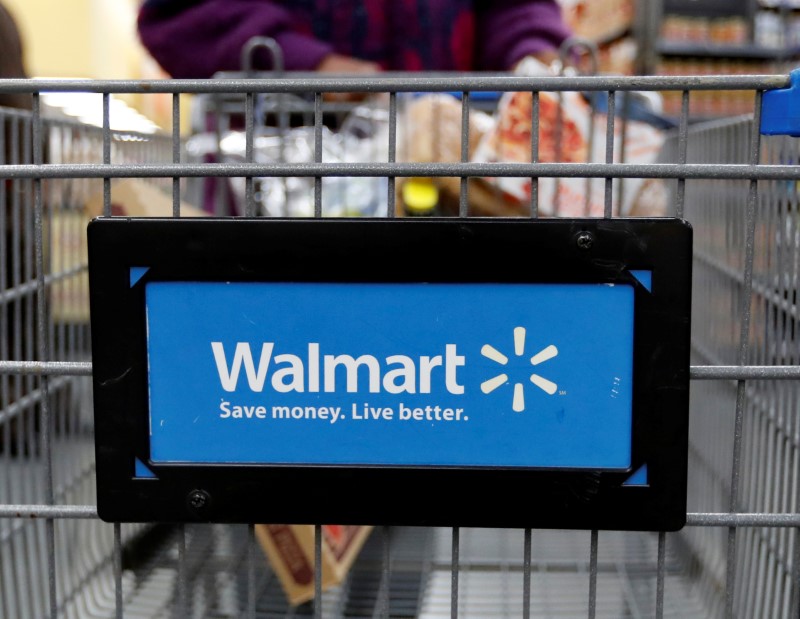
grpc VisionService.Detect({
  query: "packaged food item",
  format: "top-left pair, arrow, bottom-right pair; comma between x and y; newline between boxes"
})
85,178 -> 205,218
559,0 -> 635,43
398,93 -> 496,215
597,36 -> 638,75
472,57 -> 667,217
402,178 -> 440,216
47,210 -> 91,322
401,94 -> 490,164
711,16 -> 749,45
188,122 -> 389,218
255,524 -> 372,606
59,180 -> 204,322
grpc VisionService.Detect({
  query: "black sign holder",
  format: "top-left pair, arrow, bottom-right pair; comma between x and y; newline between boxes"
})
89,217 -> 692,530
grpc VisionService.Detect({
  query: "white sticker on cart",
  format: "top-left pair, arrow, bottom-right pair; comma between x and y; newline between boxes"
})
145,282 -> 634,469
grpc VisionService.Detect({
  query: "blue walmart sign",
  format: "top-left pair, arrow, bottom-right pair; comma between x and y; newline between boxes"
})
145,282 -> 634,469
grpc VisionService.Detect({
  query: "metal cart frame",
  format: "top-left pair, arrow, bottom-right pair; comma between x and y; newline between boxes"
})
0,72 -> 799,619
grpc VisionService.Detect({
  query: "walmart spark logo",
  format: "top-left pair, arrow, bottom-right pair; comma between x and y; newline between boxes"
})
480,327 -> 559,412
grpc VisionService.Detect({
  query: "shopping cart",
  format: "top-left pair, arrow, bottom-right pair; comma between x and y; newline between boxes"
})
0,68 -> 799,619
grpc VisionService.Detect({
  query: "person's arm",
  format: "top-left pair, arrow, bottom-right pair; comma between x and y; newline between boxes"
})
474,0 -> 572,71
138,0 -> 340,77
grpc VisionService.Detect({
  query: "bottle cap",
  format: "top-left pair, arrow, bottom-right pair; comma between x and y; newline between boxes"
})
403,178 -> 438,215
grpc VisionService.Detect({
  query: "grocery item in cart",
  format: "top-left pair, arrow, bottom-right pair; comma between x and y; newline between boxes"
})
49,180 -> 204,323
187,117 -> 388,217
399,93 -> 497,215
255,524 -> 372,605
85,178 -> 205,219
473,57 -> 668,217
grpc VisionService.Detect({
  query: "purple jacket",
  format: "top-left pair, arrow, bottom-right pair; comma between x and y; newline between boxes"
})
138,0 -> 571,77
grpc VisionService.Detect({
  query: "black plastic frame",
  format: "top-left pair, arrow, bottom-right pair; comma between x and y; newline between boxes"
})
89,217 -> 692,529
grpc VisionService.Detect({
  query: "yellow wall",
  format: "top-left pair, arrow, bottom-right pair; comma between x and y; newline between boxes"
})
4,0 -> 188,131
5,0 -> 143,79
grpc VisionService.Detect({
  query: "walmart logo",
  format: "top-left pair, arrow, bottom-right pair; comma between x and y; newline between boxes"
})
480,327 -> 559,412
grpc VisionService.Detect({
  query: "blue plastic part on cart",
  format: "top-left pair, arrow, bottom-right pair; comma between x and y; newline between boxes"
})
629,270 -> 652,293
134,458 -> 157,479
129,266 -> 149,287
761,69 -> 800,137
622,464 -> 648,487
445,91 -> 501,102
410,91 -> 501,102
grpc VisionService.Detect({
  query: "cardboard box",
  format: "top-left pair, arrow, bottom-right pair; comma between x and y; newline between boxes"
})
48,210 -> 91,322
85,178 -> 206,219
255,525 -> 372,606
559,0 -> 635,43
49,180 -> 206,322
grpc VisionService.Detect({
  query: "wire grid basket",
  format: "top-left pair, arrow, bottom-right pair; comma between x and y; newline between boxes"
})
0,73 -> 798,619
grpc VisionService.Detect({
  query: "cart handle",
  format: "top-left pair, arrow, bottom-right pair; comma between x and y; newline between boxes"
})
761,68 -> 800,137
241,36 -> 285,75
558,36 -> 599,77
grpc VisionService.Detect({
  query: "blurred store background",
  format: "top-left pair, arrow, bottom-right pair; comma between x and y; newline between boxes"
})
3,0 -> 180,133
3,0 -> 800,132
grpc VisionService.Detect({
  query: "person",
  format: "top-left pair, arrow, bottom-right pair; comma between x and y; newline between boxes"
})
0,2 -> 30,110
137,0 -> 572,78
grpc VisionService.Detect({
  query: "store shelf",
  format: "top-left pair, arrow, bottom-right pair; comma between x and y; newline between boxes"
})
657,40 -> 800,58
758,0 -> 800,9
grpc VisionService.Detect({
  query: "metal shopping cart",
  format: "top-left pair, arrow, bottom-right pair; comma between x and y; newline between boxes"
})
0,68 -> 799,619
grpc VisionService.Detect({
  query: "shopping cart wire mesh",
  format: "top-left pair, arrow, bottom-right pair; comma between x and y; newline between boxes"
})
0,73 -> 798,619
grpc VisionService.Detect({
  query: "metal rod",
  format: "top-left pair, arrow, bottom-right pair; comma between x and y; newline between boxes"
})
655,531 -> 666,619
588,530 -> 598,619
451,526 -> 459,619
0,506 -> 796,526
0,361 -> 92,376
178,524 -> 187,619
523,528 -> 532,619
3,360 -> 799,381
244,91 -> 255,217
247,524 -> 256,619
314,524 -> 322,619
725,89 -> 763,619
690,366 -> 800,380
114,522 -> 123,619
0,376 -> 73,426
314,93 -> 323,218
241,36 -> 284,74
0,260 -> 85,307
173,92 -> 181,217
278,87 -> 289,217
0,108 -> 8,523
686,513 -> 800,527
604,92 -> 616,218
379,526 -> 390,619
32,91 -> 58,619
615,92 -> 630,212
2,161 -> 799,180
387,92 -> 397,218
460,92 -> 470,217
675,90 -> 690,218
212,94 -> 225,216
0,74 -> 788,94
0,505 -> 98,519
584,91 -> 596,217
103,93 -> 111,217
553,89 -> 564,216
791,524 -> 800,619
530,92 -> 539,218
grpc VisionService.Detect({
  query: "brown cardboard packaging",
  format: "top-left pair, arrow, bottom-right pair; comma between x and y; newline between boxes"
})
560,0 -> 635,44
49,180 -> 206,322
85,178 -> 206,219
255,525 -> 373,606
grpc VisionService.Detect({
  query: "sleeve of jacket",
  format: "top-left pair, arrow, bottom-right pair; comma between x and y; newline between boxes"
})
138,0 -> 334,77
474,0 -> 572,71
